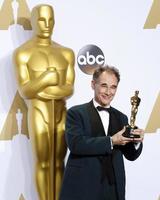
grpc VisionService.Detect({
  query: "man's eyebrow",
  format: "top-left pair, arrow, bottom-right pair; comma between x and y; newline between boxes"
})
100,83 -> 118,87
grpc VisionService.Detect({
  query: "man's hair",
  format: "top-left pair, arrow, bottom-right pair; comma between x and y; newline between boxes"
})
92,65 -> 120,83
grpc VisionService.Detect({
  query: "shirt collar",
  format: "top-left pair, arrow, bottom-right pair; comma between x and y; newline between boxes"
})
93,99 -> 110,109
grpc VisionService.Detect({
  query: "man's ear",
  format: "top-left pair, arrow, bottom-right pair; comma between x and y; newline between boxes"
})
91,80 -> 95,90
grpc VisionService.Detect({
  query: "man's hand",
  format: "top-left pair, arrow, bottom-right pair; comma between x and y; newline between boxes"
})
111,127 -> 134,146
131,128 -> 144,143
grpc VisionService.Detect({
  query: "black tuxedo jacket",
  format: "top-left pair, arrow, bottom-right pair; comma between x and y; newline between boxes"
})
60,101 -> 142,200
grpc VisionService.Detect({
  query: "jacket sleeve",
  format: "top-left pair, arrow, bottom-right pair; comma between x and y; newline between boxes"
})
65,108 -> 112,156
121,142 -> 143,161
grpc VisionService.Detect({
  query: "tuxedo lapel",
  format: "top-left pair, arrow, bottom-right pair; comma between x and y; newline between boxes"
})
86,102 -> 117,184
86,101 -> 122,137
109,108 -> 122,136
86,101 -> 106,137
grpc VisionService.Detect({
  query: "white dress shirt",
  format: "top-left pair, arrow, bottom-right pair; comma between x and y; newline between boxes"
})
93,99 -> 110,136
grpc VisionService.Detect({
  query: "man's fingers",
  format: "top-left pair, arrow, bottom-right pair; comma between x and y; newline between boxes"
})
133,129 -> 145,139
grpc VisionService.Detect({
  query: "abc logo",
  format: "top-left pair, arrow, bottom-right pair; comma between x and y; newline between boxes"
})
77,44 -> 105,74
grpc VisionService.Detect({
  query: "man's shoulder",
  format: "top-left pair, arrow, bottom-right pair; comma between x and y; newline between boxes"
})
111,107 -> 128,125
68,102 -> 90,114
111,106 -> 127,118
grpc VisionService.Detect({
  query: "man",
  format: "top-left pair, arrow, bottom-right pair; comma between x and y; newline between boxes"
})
13,4 -> 75,200
60,66 -> 144,200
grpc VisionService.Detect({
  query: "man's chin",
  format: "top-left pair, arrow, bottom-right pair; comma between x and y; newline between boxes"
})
101,99 -> 111,106
100,101 -> 110,106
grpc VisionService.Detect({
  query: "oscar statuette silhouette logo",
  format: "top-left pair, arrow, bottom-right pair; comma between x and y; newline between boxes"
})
0,0 -> 31,30
143,0 -> 160,133
144,0 -> 160,29
19,194 -> 26,200
0,91 -> 29,140
145,92 -> 160,133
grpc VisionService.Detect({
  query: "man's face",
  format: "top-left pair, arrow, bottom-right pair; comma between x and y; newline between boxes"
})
91,71 -> 118,106
34,6 -> 54,38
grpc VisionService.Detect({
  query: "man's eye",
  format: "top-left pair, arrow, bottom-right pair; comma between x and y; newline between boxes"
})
111,86 -> 117,89
101,84 -> 107,87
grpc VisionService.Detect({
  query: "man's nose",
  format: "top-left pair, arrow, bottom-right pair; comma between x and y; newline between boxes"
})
105,87 -> 111,95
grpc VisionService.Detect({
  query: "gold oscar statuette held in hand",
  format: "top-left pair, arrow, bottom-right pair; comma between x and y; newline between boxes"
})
123,90 -> 141,138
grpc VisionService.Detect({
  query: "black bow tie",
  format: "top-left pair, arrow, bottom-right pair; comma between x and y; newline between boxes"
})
97,106 -> 111,113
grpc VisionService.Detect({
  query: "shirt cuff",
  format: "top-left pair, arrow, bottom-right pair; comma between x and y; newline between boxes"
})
110,137 -> 113,150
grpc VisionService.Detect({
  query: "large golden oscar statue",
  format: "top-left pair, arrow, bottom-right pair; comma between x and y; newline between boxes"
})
13,4 -> 75,200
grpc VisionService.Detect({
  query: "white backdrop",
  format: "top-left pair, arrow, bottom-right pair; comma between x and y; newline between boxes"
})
0,0 -> 160,200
